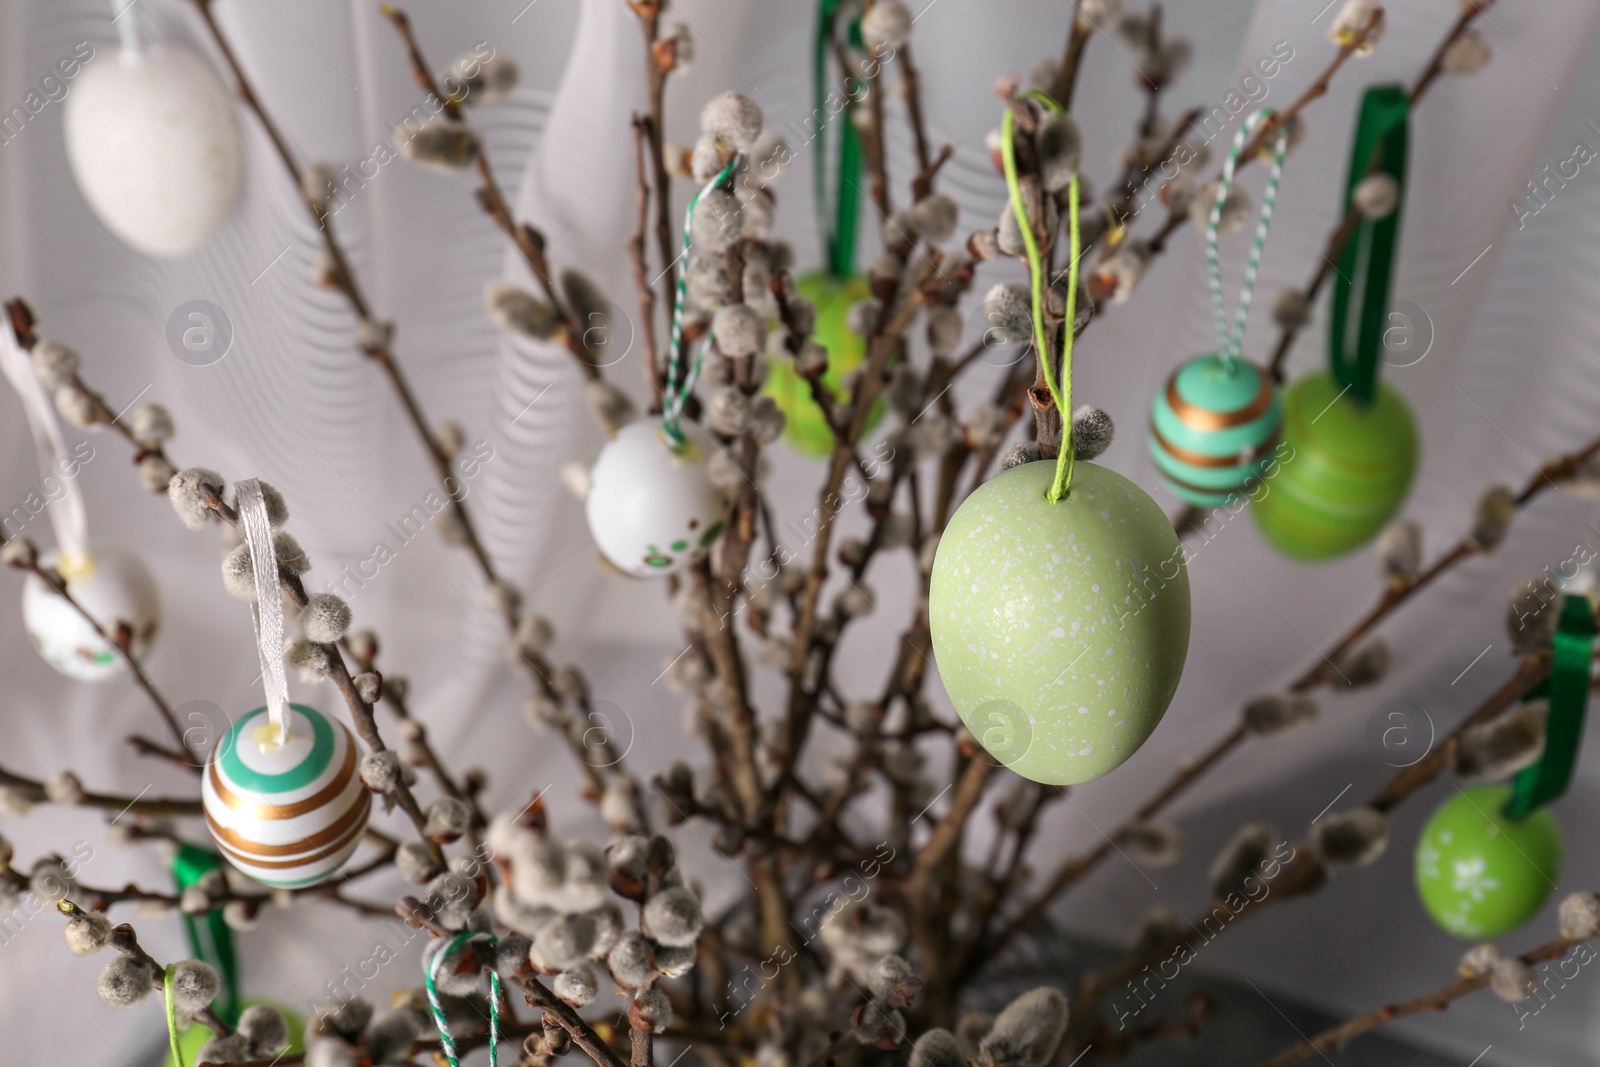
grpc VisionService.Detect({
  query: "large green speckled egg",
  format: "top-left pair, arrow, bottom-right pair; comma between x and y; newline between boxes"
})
1148,353 -> 1283,507
929,461 -> 1191,785
1253,370 -> 1419,559
1415,785 -> 1562,939
762,272 -> 884,456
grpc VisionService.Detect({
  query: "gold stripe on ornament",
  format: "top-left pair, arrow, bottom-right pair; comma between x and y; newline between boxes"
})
209,795 -> 371,868
1150,423 -> 1282,469
1158,467 -> 1251,498
207,736 -> 357,821
1165,371 -> 1275,431
205,789 -> 369,857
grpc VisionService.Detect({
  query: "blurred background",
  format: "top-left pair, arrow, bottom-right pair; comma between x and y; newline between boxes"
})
2,0 -> 1600,1062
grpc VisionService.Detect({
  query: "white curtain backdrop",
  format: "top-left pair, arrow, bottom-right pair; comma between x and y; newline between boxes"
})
2,1 -> 1599,1063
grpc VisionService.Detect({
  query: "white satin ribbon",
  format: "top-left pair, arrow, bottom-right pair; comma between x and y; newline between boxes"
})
0,325 -> 91,575
236,479 -> 292,744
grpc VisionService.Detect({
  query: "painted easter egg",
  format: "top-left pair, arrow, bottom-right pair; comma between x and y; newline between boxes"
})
1253,370 -> 1419,559
21,545 -> 160,683
63,42 -> 244,258
929,460 -> 1191,785
202,704 -> 371,889
1415,784 -> 1561,939
1148,354 -> 1283,507
762,272 -> 884,456
586,421 -> 725,576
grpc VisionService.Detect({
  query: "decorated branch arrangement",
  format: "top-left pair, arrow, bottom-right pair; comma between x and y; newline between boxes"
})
4,1 -> 1600,1066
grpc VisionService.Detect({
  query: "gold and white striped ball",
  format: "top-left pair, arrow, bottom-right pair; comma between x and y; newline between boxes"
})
202,704 -> 370,889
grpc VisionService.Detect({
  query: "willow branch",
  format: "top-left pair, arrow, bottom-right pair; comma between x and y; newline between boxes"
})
987,425 -> 1600,963
0,766 -> 200,817
1266,0 -> 1497,380
1070,657 -> 1547,1032
185,0 -> 504,601
1259,919 -> 1587,1067
11,556 -> 189,761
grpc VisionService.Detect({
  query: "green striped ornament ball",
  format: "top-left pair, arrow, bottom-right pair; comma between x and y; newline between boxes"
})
202,704 -> 370,888
1254,370 -> 1419,559
1148,354 -> 1283,507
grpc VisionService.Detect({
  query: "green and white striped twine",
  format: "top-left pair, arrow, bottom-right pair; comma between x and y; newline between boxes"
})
1205,108 -> 1290,372
663,152 -> 744,447
425,930 -> 502,1067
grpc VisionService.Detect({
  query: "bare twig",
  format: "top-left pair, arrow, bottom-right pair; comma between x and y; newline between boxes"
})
1260,913 -> 1586,1067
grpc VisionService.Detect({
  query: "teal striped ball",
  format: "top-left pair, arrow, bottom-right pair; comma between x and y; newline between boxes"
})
202,704 -> 370,889
1148,354 -> 1283,507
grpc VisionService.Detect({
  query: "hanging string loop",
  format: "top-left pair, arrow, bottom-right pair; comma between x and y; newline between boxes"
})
1205,108 -> 1290,372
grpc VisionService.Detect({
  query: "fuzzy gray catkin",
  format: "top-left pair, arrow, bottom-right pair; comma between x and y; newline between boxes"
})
983,283 -> 1033,344
1455,701 -> 1546,781
397,121 -> 482,172
1242,692 -> 1318,734
979,987 -> 1069,1067
169,959 -> 221,1016
712,303 -> 765,357
1035,113 -> 1081,193
484,283 -> 558,340
1559,892 -> 1600,939
1071,406 -> 1115,460
169,468 -> 226,529
1313,808 -> 1389,867
700,91 -> 763,151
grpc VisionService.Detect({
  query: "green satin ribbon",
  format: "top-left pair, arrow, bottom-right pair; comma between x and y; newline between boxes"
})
173,843 -> 240,1025
1330,84 -> 1408,407
815,0 -> 863,279
1505,594 -> 1596,820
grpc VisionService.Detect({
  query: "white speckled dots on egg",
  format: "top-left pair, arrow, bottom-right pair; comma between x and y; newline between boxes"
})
929,461 -> 1190,785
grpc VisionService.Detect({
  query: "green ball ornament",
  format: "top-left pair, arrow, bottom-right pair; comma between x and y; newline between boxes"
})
1253,370 -> 1419,559
762,272 -> 884,456
165,1001 -> 304,1067
1414,785 -> 1562,939
1148,354 -> 1282,507
929,460 -> 1191,785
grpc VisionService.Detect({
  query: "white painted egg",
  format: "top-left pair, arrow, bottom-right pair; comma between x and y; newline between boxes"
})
585,422 -> 726,576
22,545 -> 161,683
63,42 -> 244,258
203,704 -> 371,889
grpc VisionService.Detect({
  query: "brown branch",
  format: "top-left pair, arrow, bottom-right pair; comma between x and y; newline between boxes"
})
70,876 -> 393,920
1259,922 -> 1585,1067
0,766 -> 200,817
510,962 -> 629,1067
631,1024 -> 654,1067
630,115 -> 664,404
185,0 -> 507,606
1264,0 -> 1497,380
1237,8 -> 1383,163
1136,8 -> 1385,261
10,556 -> 189,761
57,901 -> 236,1037
984,416 -> 1600,969
898,43 -> 934,183
1070,657 -> 1547,1032
379,6 -> 596,378
1050,10 -> 1093,111
629,1 -> 682,395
